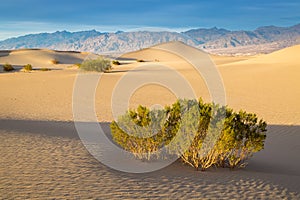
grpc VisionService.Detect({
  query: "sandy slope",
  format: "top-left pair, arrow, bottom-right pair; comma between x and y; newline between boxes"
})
119,42 -> 300,125
0,49 -> 88,70
210,54 -> 257,65
1,43 -> 300,199
2,44 -> 299,124
219,45 -> 300,125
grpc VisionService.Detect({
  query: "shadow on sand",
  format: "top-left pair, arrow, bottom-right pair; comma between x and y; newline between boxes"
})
0,118 -> 299,194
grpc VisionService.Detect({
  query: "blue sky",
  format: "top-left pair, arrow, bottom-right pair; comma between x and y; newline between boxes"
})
1,0 -> 300,40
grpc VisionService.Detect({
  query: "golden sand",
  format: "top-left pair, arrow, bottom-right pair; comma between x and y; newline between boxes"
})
1,43 -> 300,198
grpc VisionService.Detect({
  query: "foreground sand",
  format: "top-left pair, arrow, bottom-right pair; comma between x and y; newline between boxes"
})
1,121 -> 299,199
1,43 -> 300,199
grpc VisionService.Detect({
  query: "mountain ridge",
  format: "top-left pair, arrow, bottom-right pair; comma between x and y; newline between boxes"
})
1,23 -> 299,55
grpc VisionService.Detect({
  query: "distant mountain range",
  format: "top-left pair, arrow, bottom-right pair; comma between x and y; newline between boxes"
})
1,24 -> 300,55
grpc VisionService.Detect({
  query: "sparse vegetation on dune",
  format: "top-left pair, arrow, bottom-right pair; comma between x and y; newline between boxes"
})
74,63 -> 81,68
112,60 -> 121,65
111,98 -> 267,171
2,63 -> 14,71
23,64 -> 33,71
80,56 -> 112,72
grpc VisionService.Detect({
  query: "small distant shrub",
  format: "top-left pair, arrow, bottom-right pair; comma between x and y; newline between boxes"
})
110,98 -> 267,171
74,63 -> 81,68
80,56 -> 112,72
3,63 -> 14,71
40,68 -> 50,71
136,59 -> 145,62
50,59 -> 59,64
23,64 -> 33,71
112,60 -> 121,65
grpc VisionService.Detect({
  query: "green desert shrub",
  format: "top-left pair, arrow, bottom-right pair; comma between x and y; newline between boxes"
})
112,60 -> 121,65
110,98 -> 267,171
111,105 -> 169,160
74,63 -> 81,68
216,110 -> 267,169
80,56 -> 112,72
176,102 -> 267,171
23,64 -> 33,71
175,100 -> 223,171
3,63 -> 14,71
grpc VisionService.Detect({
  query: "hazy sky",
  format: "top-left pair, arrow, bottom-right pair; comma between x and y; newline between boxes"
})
0,0 -> 300,40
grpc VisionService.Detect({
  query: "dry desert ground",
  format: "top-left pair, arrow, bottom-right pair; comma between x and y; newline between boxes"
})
1,42 -> 300,199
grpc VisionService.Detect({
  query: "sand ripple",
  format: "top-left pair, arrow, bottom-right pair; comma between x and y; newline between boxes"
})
1,130 -> 299,199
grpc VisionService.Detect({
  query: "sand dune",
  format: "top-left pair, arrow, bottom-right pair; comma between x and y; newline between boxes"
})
4,42 -> 298,124
220,44 -> 300,66
1,42 -> 300,199
119,42 -> 300,125
218,45 -> 300,125
210,54 -> 257,65
0,49 -> 88,69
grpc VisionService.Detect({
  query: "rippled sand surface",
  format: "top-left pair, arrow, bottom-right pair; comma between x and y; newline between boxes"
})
0,121 -> 299,199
